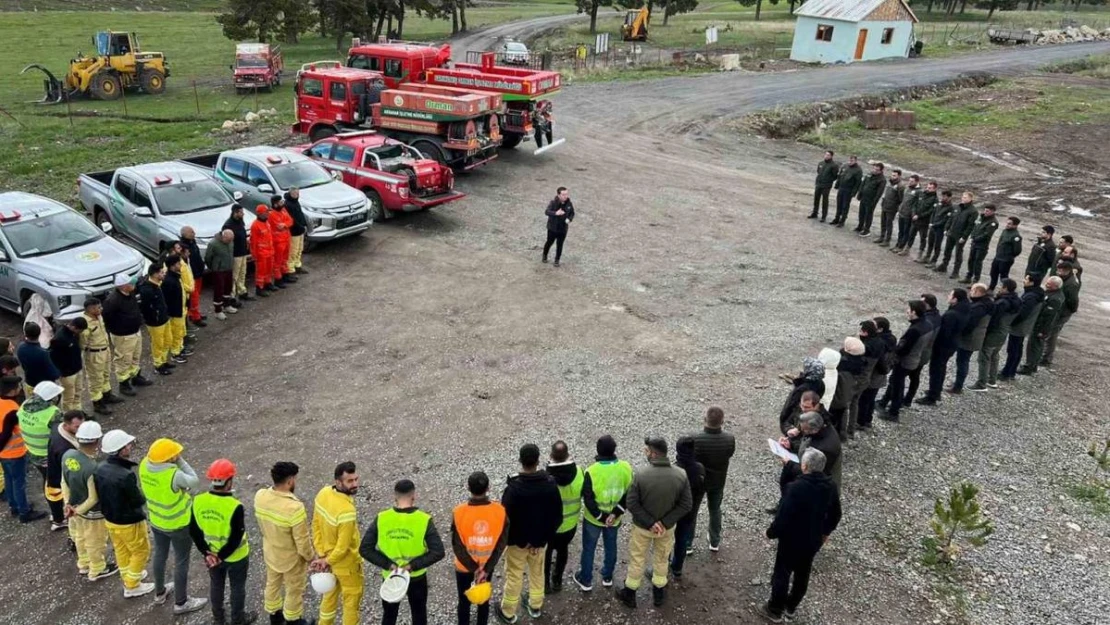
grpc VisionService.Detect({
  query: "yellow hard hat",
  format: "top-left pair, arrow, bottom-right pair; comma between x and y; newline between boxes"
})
465,582 -> 492,605
148,438 -> 183,464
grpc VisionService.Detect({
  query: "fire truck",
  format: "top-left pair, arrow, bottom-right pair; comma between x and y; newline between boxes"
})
292,65 -> 502,171
344,41 -> 563,151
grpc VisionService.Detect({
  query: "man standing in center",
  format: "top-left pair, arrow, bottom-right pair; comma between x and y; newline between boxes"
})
921,190 -> 954,265
255,462 -> 319,625
203,229 -> 238,320
452,471 -> 508,625
250,206 -> 276,297
103,274 -> 152,395
917,289 -> 971,406
905,181 -> 937,258
892,174 -> 921,253
693,406 -> 735,553
810,150 -> 839,222
1019,275 -> 1064,377
1024,225 -> 1056,279
616,437 -> 692,609
313,461 -> 364,625
48,317 -> 86,413
989,217 -> 1022,292
574,435 -> 633,592
962,205 -> 999,284
544,441 -> 582,594
94,429 -> 155,598
874,168 -> 903,247
854,162 -> 886,237
497,444 -> 561,624
223,204 -> 253,305
81,297 -> 124,415
542,187 -> 575,267
830,154 -> 861,227
935,192 -> 978,279
189,459 -> 256,625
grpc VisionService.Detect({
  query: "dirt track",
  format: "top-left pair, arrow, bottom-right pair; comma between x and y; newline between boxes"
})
2,38 -> 1109,625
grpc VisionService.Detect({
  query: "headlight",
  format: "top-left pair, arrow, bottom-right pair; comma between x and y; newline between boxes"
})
310,218 -> 323,229
45,279 -> 80,289
57,295 -> 72,310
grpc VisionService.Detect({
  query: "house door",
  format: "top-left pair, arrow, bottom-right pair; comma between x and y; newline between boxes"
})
855,29 -> 868,60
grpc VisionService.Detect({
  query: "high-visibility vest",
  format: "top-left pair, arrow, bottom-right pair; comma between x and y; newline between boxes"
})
452,501 -> 506,572
556,467 -> 584,533
583,460 -> 633,527
192,492 -> 249,563
376,508 -> 431,578
139,459 -> 192,531
16,404 -> 56,459
0,400 -> 24,459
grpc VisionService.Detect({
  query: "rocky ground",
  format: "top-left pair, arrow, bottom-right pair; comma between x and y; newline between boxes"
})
1,42 -> 1109,625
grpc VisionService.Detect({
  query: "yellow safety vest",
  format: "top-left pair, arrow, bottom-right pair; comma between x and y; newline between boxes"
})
139,459 -> 191,531
192,492 -> 249,563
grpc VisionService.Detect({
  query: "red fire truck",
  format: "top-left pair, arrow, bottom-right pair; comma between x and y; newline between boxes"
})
232,43 -> 283,92
345,41 -> 563,151
292,65 -> 501,171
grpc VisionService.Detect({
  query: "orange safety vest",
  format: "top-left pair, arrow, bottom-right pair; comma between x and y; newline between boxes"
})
452,501 -> 506,572
0,400 -> 26,460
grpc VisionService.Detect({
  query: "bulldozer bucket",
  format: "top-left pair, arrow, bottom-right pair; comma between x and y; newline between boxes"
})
20,64 -> 67,104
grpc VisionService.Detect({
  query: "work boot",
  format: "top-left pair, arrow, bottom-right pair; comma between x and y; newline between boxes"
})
267,613 -> 284,625
155,365 -> 173,376
240,292 -> 255,301
958,277 -> 972,284
948,271 -> 959,279
102,391 -> 125,405
295,266 -> 309,274
133,373 -> 153,386
274,281 -> 287,289
283,274 -> 298,283
807,213 -> 817,219
193,318 -> 209,328
20,509 -> 48,523
118,380 -> 137,397
232,611 -> 259,625
93,400 -> 113,416
933,264 -> 947,273
653,586 -> 665,607
256,287 -> 270,298
616,587 -> 637,609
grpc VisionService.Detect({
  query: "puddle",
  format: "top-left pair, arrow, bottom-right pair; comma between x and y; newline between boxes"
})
1048,198 -> 1094,217
1009,193 -> 1041,201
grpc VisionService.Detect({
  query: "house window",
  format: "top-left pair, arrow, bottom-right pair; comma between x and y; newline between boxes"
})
881,28 -> 895,44
815,24 -> 834,42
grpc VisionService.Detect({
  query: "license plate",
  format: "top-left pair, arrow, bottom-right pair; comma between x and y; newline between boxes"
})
337,213 -> 367,229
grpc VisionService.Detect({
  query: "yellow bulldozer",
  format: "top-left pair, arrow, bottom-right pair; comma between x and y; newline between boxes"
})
21,31 -> 169,103
621,8 -> 649,41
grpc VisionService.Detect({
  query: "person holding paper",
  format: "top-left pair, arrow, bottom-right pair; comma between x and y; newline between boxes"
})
768,412 -> 841,516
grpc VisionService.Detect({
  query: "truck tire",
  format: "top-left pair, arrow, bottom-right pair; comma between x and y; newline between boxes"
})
90,72 -> 123,101
94,209 -> 114,235
140,70 -> 166,95
310,126 -> 337,142
500,132 -> 523,150
365,189 -> 386,222
411,140 -> 447,167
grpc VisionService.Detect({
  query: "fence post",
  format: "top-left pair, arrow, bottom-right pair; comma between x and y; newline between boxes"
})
193,79 -> 201,116
254,85 -> 260,113
120,84 -> 128,118
65,96 -> 74,129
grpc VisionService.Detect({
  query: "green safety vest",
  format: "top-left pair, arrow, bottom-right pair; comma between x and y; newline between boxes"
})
556,466 -> 584,534
192,492 -> 249,563
375,508 -> 431,578
139,459 -> 192,531
16,404 -> 58,459
584,460 -> 633,527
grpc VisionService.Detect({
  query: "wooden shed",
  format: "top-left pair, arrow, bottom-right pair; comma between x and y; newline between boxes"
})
790,0 -> 919,64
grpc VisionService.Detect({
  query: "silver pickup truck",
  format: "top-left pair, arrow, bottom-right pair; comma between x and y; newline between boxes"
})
78,161 -> 254,258
0,192 -> 146,320
178,147 -> 371,244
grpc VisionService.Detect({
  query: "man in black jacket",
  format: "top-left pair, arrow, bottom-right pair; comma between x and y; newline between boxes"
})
921,191 -> 954,265
951,284 -> 994,393
222,204 -> 253,305
138,263 -> 174,376
1024,225 -> 1056,278
829,155 -> 861,226
904,180 -> 937,257
857,317 -> 895,430
284,188 -> 309,275
962,205 -> 999,284
496,444 -> 561,624
1041,260 -> 1080,367
94,429 -> 155,598
903,294 -> 940,407
935,192 -> 978,277
972,279 -> 1021,390
1000,274 -> 1045,381
854,162 -> 886,236
162,255 -> 191,364
810,151 -> 839,221
669,436 -> 704,578
692,406 -> 735,553
877,301 -> 928,423
759,448 -> 841,623
1020,275 -> 1065,376
46,409 -> 84,531
103,275 -> 152,395
918,289 -> 971,405
848,321 -> 881,435
874,169 -> 903,246
989,216 -> 1023,291
544,441 -> 580,594
778,412 -> 842,492
542,187 -> 575,267
892,174 -> 920,253
49,317 -> 87,413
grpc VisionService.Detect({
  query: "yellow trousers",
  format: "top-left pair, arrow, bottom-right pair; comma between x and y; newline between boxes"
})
625,525 -> 675,590
320,566 -> 364,625
146,323 -> 171,367
265,561 -> 308,621
84,349 -> 111,401
169,317 -> 186,356
72,515 -> 110,578
111,333 -> 142,383
499,545 -> 546,618
288,235 -> 305,271
106,520 -> 151,590
59,373 -> 85,412
232,256 -> 249,297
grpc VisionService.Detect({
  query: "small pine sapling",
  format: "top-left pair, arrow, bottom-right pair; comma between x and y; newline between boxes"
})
922,482 -> 994,566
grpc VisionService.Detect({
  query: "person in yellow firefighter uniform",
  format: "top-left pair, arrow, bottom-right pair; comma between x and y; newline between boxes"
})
62,420 -> 118,580
93,429 -> 155,598
312,462 -> 364,625
255,461 -> 322,625
80,296 -> 126,415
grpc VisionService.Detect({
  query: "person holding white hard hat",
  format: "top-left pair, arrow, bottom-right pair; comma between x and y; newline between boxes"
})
94,429 -> 156,598
62,419 -> 119,581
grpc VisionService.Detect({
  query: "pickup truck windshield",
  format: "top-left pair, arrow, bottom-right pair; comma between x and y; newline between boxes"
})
269,161 -> 332,190
3,210 -> 103,258
153,180 -> 231,214
371,145 -> 407,160
237,56 -> 268,69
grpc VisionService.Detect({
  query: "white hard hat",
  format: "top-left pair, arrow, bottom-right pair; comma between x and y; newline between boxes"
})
33,380 -> 64,402
310,572 -> 337,595
76,421 -> 104,443
101,429 -> 136,454
380,570 -> 410,604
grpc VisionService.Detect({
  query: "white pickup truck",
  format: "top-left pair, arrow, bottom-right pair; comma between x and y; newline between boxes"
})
78,161 -> 253,258
177,147 -> 372,244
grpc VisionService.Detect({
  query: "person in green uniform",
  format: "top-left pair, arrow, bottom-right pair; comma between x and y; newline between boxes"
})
189,459 -> 255,625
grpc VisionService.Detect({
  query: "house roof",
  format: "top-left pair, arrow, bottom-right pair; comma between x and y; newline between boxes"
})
795,0 -> 919,23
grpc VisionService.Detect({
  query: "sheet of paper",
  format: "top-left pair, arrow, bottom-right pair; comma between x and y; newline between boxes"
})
767,438 -> 800,464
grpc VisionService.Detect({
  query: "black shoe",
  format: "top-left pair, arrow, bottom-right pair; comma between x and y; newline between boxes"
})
240,293 -> 256,301
156,365 -> 174,376
819,217 -> 826,223
102,392 -> 125,405
93,401 -> 112,416
295,267 -> 309,275
837,222 -> 845,228
958,277 -> 972,284
163,360 -> 177,369
257,287 -> 271,298
193,319 -> 209,328
172,354 -> 188,364
997,375 -> 1014,382
20,510 -> 48,523
133,374 -> 154,387
283,275 -> 298,283
916,397 -> 938,406
1017,366 -> 1036,376
553,260 -> 561,267
542,257 -> 548,264
551,579 -> 563,594
758,602 -> 785,623
945,385 -> 962,395
878,412 -> 899,423
807,213 -> 817,219
652,586 -> 665,607
274,282 -> 287,289
118,381 -> 137,397
494,605 -> 519,624
616,587 -> 637,609
268,613 -> 284,625
232,611 -> 259,625
180,347 -> 196,357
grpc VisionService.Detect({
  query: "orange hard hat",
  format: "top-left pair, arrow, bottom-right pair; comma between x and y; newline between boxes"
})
256,205 -> 269,215
207,458 -> 237,481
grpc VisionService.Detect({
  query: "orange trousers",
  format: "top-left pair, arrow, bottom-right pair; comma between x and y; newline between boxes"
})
254,254 -> 274,288
273,242 -> 290,280
188,277 -> 203,321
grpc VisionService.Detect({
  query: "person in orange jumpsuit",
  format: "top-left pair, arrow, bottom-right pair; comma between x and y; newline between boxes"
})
249,206 -> 276,298
269,196 -> 296,288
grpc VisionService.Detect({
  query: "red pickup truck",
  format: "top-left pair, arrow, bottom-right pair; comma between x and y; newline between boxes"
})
293,131 -> 465,221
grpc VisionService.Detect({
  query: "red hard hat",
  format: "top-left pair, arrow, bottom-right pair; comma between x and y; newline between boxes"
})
207,458 -> 237,481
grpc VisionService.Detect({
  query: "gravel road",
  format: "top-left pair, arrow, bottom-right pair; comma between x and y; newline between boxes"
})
1,36 -> 1108,625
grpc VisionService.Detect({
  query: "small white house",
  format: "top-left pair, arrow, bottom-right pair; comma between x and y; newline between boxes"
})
790,0 -> 919,64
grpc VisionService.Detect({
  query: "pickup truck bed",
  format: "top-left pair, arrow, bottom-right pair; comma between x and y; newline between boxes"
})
179,154 -> 220,170
83,171 -> 115,187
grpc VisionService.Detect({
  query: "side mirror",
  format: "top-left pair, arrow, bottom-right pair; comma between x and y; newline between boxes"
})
331,170 -> 342,181
100,221 -> 115,233
131,207 -> 153,218
232,191 -> 244,201
0,249 -> 9,263
257,183 -> 274,193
